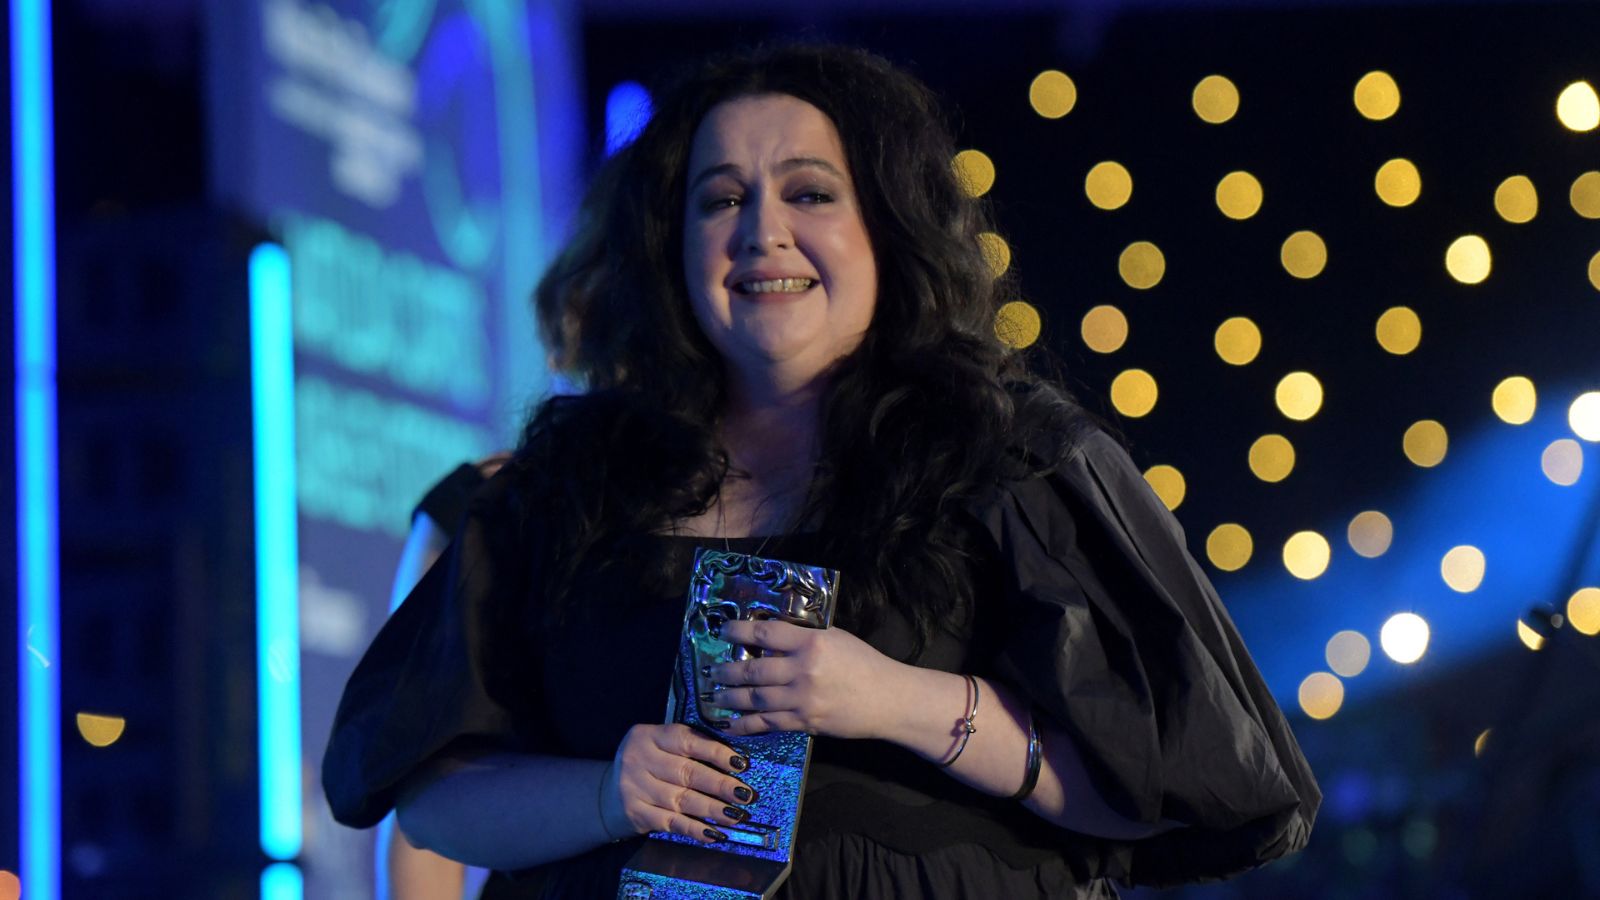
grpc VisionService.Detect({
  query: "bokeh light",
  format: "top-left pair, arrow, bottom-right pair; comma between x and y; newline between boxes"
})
1214,316 -> 1262,365
1207,523 -> 1254,571
976,232 -> 1011,278
1441,545 -> 1486,593
1542,438 -> 1583,486
953,149 -> 996,197
1590,251 -> 1600,291
1081,304 -> 1129,353
1556,81 -> 1600,132
1249,434 -> 1296,482
1446,235 -> 1492,284
1570,392 -> 1600,441
1494,175 -> 1538,223
1375,158 -> 1422,207
1381,612 -> 1430,664
1275,371 -> 1324,421
1085,161 -> 1134,210
1348,510 -> 1394,558
1516,619 -> 1545,652
1216,171 -> 1264,219
1281,230 -> 1328,278
1404,420 -> 1449,467
1474,728 -> 1492,757
1110,368 -> 1159,417
1193,75 -> 1240,124
75,712 -> 127,748
1354,71 -> 1401,120
1568,587 -> 1600,636
994,300 -> 1041,349
1284,530 -> 1332,580
1491,376 -> 1537,425
0,871 -> 18,900
1118,241 -> 1166,289
1327,630 -> 1372,677
1029,70 -> 1078,119
1376,306 -> 1422,355
1143,464 -> 1187,511
1572,172 -> 1600,219
1299,672 -> 1345,719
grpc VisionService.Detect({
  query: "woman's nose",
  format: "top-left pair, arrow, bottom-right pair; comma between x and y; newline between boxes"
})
737,194 -> 791,254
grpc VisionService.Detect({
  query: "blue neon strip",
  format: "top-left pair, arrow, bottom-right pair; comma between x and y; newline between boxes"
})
260,862 -> 304,900
14,0 -> 61,897
249,243 -> 302,860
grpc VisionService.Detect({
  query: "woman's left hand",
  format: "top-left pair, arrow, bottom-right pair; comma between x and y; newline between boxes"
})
708,620 -> 901,740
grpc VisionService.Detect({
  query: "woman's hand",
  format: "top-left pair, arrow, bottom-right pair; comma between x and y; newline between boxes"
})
606,723 -> 758,843
708,620 -> 900,740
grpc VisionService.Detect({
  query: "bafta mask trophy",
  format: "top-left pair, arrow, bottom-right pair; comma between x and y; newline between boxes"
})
617,548 -> 839,900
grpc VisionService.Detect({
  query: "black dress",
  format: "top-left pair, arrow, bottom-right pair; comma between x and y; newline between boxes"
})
323,424 -> 1320,899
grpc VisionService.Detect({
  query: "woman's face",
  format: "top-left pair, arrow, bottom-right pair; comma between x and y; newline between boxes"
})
682,93 -> 878,391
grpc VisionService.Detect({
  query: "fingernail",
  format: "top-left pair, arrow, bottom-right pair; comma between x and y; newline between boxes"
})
704,826 -> 728,842
709,620 -> 723,639
729,755 -> 749,772
700,665 -> 713,677
709,719 -> 731,730
733,786 -> 753,803
723,805 -> 748,821
699,691 -> 716,702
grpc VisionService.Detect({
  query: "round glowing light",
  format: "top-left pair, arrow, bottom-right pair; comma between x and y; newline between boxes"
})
1494,175 -> 1538,224
1214,316 -> 1262,365
1474,728 -> 1492,757
1348,510 -> 1394,558
1376,306 -> 1422,355
1118,241 -> 1166,289
1249,434 -> 1296,483
1110,369 -> 1159,418
1280,230 -> 1328,279
75,712 -> 127,748
1380,612 -> 1430,664
994,300 -> 1042,350
1081,304 -> 1129,354
1568,587 -> 1600,636
1375,158 -> 1422,207
1354,71 -> 1401,120
1542,438 -> 1584,486
0,871 -> 18,900
1029,70 -> 1078,119
1283,530 -> 1332,580
1404,420 -> 1448,467
1085,161 -> 1134,210
1491,376 -> 1537,425
1589,251 -> 1600,291
1143,464 -> 1187,511
952,149 -> 996,198
1572,172 -> 1600,219
1445,235 -> 1492,284
1207,523 -> 1253,571
1275,371 -> 1324,421
1192,75 -> 1240,124
1298,672 -> 1345,720
1516,619 -> 1546,651
1570,392 -> 1600,441
1326,630 -> 1372,678
1441,545 -> 1486,593
1556,81 -> 1600,132
1216,171 -> 1264,220
976,232 -> 1011,279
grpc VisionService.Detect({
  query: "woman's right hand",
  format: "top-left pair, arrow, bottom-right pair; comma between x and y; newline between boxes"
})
604,723 -> 757,843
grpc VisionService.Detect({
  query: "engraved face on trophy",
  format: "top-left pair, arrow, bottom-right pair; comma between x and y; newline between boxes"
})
687,552 -> 833,728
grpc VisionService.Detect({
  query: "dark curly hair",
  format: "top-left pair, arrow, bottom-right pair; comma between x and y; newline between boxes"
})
516,44 -> 1082,655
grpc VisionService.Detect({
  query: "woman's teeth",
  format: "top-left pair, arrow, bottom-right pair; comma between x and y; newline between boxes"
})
736,278 -> 814,294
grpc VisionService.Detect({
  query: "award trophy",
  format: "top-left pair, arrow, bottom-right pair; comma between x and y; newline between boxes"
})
617,548 -> 839,900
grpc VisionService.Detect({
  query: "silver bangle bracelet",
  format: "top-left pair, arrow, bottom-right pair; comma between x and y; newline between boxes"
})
1011,711 -> 1042,802
938,674 -> 980,768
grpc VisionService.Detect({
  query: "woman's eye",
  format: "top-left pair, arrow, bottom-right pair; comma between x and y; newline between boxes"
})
793,190 -> 834,204
702,195 -> 741,212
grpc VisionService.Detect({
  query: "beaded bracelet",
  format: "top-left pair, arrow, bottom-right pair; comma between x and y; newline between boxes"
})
938,674 -> 980,768
1010,710 -> 1043,802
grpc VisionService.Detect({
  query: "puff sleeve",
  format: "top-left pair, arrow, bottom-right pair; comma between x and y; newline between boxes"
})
969,427 -> 1321,886
322,470 -> 548,829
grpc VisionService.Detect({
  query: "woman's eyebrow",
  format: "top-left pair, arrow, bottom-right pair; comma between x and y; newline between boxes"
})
689,157 -> 846,190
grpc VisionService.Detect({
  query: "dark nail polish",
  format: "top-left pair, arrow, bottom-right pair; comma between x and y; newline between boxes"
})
699,691 -> 716,702
734,786 -> 753,803
730,755 -> 749,772
709,719 -> 731,730
700,665 -> 713,677
704,826 -> 728,842
723,805 -> 748,821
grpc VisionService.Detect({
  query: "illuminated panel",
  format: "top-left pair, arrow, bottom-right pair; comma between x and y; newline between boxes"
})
605,80 -> 653,155
13,0 -> 62,897
249,243 -> 302,860
260,862 -> 303,900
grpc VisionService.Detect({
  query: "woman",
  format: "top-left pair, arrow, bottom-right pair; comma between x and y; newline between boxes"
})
324,44 -> 1319,898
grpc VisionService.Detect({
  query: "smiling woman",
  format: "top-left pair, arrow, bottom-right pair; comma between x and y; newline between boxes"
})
323,44 -> 1320,900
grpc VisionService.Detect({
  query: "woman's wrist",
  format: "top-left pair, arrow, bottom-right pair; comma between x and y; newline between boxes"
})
876,662 -> 982,763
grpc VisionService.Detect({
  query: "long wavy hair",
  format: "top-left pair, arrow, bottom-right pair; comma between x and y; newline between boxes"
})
514,44 -> 1082,655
